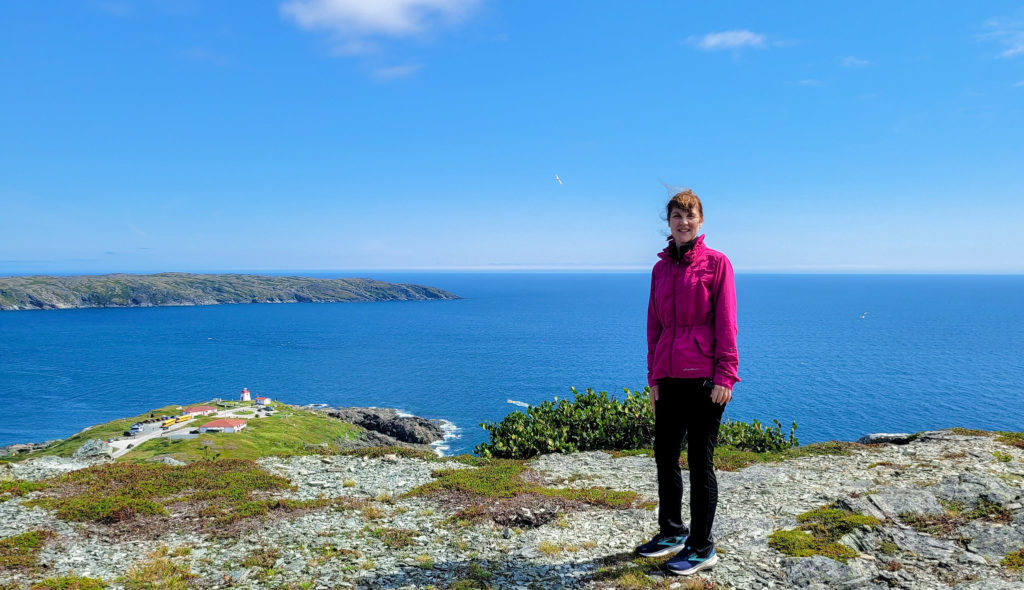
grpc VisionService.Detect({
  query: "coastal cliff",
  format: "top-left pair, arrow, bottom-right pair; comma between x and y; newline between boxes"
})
0,273 -> 459,311
2,426 -> 1023,589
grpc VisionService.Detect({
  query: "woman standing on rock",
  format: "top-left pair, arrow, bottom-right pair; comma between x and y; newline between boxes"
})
634,189 -> 739,576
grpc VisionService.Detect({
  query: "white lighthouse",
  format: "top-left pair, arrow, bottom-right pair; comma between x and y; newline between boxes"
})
240,387 -> 251,402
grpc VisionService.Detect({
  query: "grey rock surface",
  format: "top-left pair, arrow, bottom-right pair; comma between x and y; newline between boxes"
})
71,438 -> 114,459
857,433 -> 916,445
327,407 -> 445,445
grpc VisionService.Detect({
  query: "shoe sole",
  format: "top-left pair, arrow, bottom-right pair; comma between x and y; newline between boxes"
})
636,544 -> 687,558
666,553 -> 719,575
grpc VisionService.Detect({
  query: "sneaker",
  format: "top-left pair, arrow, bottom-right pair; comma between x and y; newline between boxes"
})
665,546 -> 719,575
635,533 -> 688,558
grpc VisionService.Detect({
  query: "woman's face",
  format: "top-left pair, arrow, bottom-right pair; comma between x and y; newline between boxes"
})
669,207 -> 702,244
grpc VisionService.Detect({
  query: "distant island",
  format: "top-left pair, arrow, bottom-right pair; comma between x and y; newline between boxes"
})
0,273 -> 459,311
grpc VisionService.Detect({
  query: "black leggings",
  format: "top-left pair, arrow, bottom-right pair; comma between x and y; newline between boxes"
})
654,377 -> 724,554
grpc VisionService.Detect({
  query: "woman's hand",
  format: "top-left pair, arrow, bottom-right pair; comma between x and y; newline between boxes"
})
649,384 -> 659,413
711,384 -> 732,406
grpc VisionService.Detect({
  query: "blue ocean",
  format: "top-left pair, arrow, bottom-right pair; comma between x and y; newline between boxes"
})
2,273 -> 1023,455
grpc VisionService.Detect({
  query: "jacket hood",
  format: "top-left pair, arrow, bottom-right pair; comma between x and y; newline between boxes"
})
658,234 -> 707,265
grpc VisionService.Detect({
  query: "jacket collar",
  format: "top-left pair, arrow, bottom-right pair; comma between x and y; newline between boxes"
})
658,234 -> 706,265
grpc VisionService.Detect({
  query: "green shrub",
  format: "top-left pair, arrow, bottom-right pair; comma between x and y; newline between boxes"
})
476,387 -> 654,459
718,419 -> 798,452
475,387 -> 798,459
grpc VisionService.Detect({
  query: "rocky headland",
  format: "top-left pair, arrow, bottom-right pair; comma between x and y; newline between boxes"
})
2,426 -> 1023,589
0,273 -> 459,311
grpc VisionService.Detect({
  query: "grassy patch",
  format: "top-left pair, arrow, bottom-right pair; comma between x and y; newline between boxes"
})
23,458 -> 341,528
995,431 -> 1024,449
405,458 -> 646,525
951,427 -> 988,436
768,504 -> 879,563
1002,548 -> 1024,570
119,553 -> 197,590
338,446 -> 439,461
242,544 -> 282,569
30,576 -> 106,590
0,530 -> 55,569
126,406 -> 360,463
368,527 -> 417,548
993,451 -> 1013,463
586,552 -> 711,589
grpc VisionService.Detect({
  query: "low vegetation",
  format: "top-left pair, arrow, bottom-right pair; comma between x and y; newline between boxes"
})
0,479 -> 50,500
118,552 -> 197,590
1003,547 -> 1024,570
0,530 -> 55,569
22,458 -> 342,528
768,504 -> 880,563
29,576 -> 107,590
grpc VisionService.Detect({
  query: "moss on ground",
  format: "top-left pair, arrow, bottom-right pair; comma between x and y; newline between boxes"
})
586,552 -> 716,589
1002,547 -> 1024,570
30,576 -> 107,590
0,530 -> 55,569
768,504 -> 879,563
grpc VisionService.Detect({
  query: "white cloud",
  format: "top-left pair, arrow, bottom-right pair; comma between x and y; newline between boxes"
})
842,55 -> 871,67
798,79 -> 822,86
281,0 -> 477,37
94,1 -> 132,17
1014,80 -> 1024,87
688,30 -> 766,51
371,64 -> 422,81
979,17 -> 1024,58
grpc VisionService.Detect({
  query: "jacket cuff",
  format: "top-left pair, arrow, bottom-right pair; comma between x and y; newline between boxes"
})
713,374 -> 739,390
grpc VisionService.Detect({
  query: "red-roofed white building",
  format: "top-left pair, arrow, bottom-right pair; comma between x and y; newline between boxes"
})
183,405 -> 216,416
199,419 -> 247,433
254,396 -> 271,406
240,387 -> 251,402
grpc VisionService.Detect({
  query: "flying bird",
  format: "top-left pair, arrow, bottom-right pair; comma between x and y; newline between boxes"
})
554,174 -> 562,185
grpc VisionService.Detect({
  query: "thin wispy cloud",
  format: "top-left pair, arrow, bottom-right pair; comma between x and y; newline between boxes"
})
979,16 -> 1024,58
688,30 -> 766,52
842,55 -> 871,67
371,63 -> 422,81
798,79 -> 822,87
1014,80 -> 1024,87
281,0 -> 478,46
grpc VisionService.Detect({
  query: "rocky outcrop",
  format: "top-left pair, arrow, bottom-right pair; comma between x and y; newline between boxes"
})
1,429 -> 1023,589
71,439 -> 114,460
326,407 -> 445,446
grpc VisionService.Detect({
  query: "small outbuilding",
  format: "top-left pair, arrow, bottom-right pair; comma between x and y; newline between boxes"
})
199,419 -> 247,434
254,396 -> 272,406
183,405 -> 216,416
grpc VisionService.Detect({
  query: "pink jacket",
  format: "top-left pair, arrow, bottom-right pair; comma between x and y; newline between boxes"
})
647,234 -> 740,389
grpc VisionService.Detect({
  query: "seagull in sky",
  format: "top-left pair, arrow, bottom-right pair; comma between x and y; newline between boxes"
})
554,174 -> 562,185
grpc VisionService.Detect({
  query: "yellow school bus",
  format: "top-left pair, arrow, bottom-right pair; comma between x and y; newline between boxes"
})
161,418 -> 177,429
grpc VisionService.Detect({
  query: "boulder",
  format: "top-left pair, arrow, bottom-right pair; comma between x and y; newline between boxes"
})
856,433 -> 916,445
72,438 -> 115,459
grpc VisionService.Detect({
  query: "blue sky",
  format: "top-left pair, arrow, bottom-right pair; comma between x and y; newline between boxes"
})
1,1 -> 1022,274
